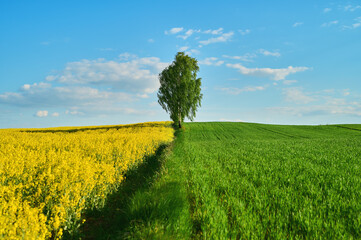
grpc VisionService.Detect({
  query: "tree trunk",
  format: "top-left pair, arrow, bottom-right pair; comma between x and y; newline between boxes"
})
178,111 -> 182,128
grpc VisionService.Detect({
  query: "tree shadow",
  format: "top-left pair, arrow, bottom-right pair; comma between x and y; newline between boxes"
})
72,144 -> 170,240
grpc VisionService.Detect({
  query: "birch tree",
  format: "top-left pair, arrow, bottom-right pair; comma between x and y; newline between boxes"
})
158,52 -> 202,128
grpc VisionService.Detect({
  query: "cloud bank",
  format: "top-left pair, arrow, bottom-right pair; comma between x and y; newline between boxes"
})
220,85 -> 267,95
226,64 -> 309,80
0,53 -> 169,117
199,32 -> 234,45
47,55 -> 169,93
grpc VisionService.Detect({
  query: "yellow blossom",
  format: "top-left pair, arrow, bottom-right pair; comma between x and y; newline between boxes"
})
0,121 -> 173,239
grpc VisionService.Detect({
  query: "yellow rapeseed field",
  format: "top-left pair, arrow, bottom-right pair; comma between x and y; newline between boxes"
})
0,122 -> 174,239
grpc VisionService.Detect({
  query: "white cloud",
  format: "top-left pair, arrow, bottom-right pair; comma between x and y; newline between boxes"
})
21,82 -> 50,90
269,87 -> 361,118
324,97 -> 347,106
283,80 -> 298,85
136,93 -> 149,98
259,49 -> 281,57
179,46 -> 189,51
21,84 -> 31,90
222,53 -> 256,62
321,20 -> 339,27
47,54 -> 169,94
65,110 -> 84,116
344,5 -> 361,12
0,82 -> 133,109
199,57 -> 224,66
166,27 -> 225,40
293,22 -> 303,27
342,89 -> 350,96
283,88 -> 316,104
238,29 -> 251,35
148,39 -> 154,43
66,106 -> 153,116
177,46 -> 200,55
226,63 -> 309,81
323,8 -> 332,13
166,27 -> 232,41
0,53 -> 169,118
269,101 -> 361,117
353,17 -> 361,27
36,110 -> 48,117
118,52 -> 137,61
148,101 -> 158,107
45,75 -> 57,81
185,49 -> 200,55
165,27 -> 184,35
352,22 -> 361,29
199,31 -> 234,45
0,92 -> 22,102
177,29 -> 201,40
203,28 -> 223,35
321,89 -> 335,94
224,50 -> 279,61
219,85 -> 266,95
342,17 -> 361,29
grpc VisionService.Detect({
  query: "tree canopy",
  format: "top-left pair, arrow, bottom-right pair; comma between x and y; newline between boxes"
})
158,52 -> 202,128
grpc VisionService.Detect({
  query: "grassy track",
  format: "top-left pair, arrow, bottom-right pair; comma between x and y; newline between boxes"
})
103,122 -> 361,239
82,137 -> 193,239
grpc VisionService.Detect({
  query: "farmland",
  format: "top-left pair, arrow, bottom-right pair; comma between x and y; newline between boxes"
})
120,122 -> 361,239
0,122 -> 174,239
1,121 -> 361,239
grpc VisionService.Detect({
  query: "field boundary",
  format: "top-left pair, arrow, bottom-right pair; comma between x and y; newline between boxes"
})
79,143 -> 170,239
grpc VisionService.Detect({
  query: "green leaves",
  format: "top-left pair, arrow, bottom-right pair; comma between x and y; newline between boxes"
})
158,52 -> 202,128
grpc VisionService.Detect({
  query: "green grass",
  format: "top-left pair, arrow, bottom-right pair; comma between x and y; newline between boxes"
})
179,122 -> 361,239
80,139 -> 193,239
82,122 -> 361,239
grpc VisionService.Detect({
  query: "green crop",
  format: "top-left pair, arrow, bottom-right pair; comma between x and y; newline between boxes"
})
105,122 -> 361,239
179,122 -> 361,239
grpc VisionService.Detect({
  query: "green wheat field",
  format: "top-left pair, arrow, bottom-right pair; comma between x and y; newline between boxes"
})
82,122 -> 361,239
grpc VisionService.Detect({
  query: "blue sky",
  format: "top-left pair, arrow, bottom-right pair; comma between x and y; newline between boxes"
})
1,0 -> 361,128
